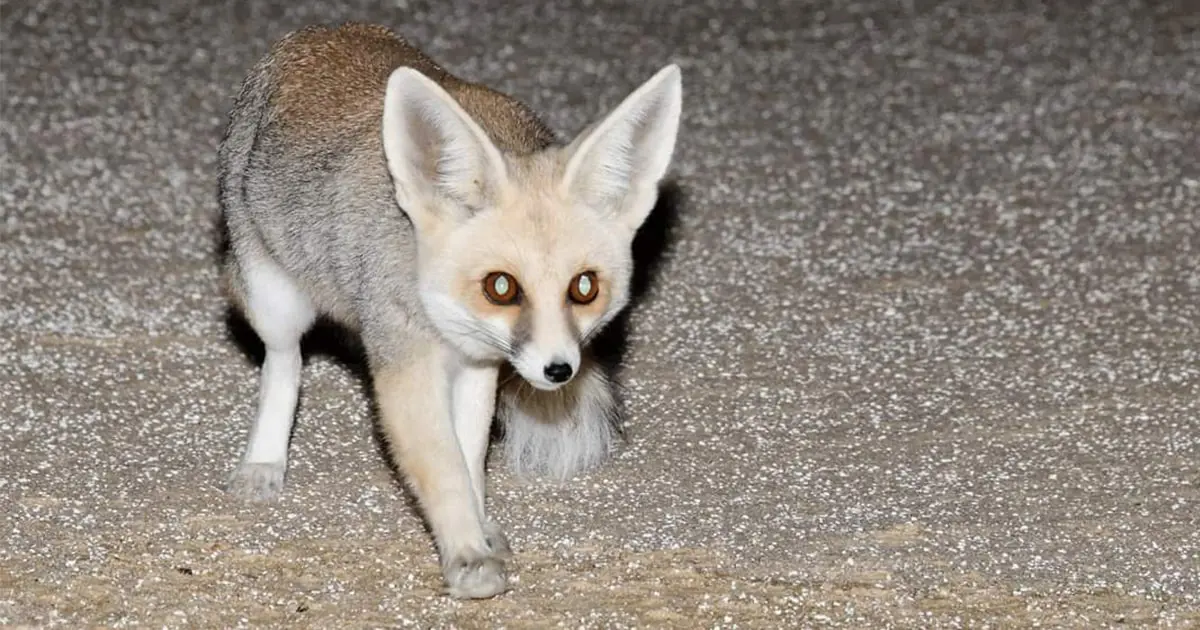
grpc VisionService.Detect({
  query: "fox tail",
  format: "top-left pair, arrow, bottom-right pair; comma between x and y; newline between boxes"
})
495,357 -> 622,481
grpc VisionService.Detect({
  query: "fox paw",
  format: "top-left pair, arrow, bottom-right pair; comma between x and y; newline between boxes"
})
227,461 -> 286,502
444,546 -> 509,599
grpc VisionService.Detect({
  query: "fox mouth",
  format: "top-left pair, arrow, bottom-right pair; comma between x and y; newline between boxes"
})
522,376 -> 568,391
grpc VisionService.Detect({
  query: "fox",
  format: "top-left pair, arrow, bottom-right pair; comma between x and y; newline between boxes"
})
214,22 -> 681,599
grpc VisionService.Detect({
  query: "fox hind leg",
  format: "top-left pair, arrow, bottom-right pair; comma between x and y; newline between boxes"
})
226,253 -> 316,501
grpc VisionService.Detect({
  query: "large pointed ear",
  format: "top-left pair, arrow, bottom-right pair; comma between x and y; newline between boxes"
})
382,67 -> 508,229
561,64 -> 682,233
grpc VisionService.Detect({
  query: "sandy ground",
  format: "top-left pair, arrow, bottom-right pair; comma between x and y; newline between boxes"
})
2,0 -> 1198,627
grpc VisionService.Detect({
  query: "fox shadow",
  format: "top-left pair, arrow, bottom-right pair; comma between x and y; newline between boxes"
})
586,179 -> 685,407
217,179 -> 684,521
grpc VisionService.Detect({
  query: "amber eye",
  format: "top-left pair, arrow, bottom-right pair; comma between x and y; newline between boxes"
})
568,271 -> 599,304
483,272 -> 520,305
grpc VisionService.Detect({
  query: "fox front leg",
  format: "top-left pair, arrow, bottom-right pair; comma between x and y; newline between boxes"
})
372,341 -> 510,599
449,360 -> 510,556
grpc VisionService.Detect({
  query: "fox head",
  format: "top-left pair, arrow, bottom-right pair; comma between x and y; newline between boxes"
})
381,64 -> 682,391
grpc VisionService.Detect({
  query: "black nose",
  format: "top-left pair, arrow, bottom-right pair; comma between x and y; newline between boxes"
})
543,362 -> 574,384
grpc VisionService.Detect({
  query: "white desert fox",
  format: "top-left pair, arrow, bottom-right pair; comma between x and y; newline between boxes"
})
215,23 -> 681,598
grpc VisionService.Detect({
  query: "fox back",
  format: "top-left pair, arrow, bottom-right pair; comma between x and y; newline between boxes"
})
219,24 -> 557,333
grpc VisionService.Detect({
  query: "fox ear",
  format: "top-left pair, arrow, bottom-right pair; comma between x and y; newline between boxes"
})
562,64 -> 682,233
382,67 -> 507,228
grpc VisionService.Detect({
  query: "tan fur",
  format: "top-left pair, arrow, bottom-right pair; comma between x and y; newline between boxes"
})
269,22 -> 556,153
371,347 -> 509,598
372,344 -> 454,503
443,174 -> 617,338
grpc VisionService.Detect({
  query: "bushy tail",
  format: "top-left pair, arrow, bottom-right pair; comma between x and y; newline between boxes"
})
496,355 -> 622,481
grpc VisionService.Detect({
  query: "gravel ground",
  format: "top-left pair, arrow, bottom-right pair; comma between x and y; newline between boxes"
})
2,0 -> 1198,627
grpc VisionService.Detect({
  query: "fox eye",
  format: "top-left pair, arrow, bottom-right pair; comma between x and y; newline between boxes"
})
483,271 -> 520,305
568,271 -> 599,304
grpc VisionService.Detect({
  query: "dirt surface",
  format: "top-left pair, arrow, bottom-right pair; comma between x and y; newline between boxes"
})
2,0 -> 1199,627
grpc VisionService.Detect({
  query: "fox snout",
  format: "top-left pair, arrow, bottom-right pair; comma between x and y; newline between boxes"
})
511,311 -> 583,391
515,352 -> 579,391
